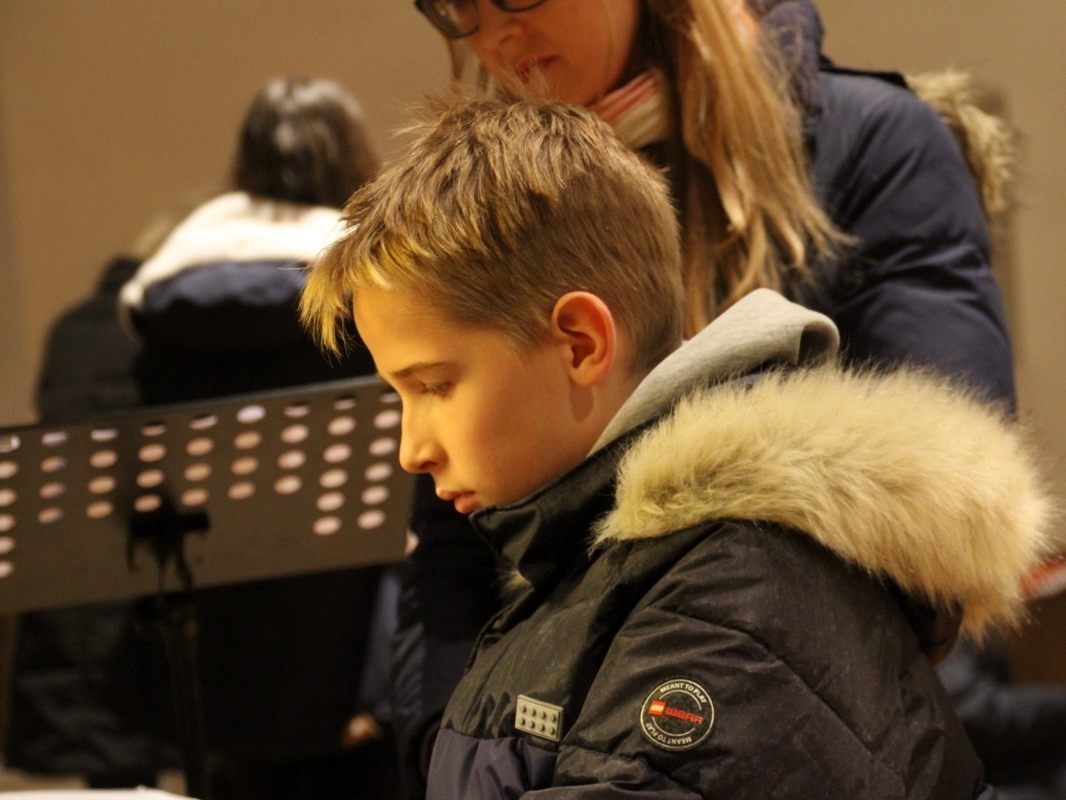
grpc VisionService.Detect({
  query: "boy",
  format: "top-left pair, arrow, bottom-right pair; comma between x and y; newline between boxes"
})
300,98 -> 1050,798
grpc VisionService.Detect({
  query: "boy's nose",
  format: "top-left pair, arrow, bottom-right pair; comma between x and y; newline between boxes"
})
398,424 -> 441,475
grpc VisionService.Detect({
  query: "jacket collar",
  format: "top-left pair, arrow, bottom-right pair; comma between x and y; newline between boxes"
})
594,289 -> 838,451
469,435 -> 631,592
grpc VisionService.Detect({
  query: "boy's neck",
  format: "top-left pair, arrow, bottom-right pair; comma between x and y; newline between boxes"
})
579,364 -> 653,457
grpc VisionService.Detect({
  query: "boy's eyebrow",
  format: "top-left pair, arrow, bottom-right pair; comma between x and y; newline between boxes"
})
384,361 -> 451,382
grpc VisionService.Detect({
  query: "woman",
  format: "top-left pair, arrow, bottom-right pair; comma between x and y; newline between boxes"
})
394,1 -> 1017,795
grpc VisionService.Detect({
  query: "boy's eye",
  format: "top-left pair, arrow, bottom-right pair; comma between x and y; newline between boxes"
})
421,382 -> 452,397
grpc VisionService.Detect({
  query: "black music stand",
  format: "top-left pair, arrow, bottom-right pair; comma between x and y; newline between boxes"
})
0,376 -> 414,798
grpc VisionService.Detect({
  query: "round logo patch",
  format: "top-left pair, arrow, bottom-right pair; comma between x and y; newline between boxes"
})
639,678 -> 715,751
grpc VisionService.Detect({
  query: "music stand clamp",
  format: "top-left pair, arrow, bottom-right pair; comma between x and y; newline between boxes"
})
0,376 -> 414,797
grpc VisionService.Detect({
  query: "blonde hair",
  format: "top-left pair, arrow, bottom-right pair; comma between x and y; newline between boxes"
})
447,0 -> 845,336
300,96 -> 684,374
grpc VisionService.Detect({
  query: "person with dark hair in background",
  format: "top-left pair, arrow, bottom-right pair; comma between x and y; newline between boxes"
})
233,77 -> 378,211
116,75 -> 399,800
119,76 -> 379,400
8,76 -> 398,800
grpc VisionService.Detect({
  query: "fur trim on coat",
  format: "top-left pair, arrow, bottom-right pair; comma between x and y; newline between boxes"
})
594,365 -> 1053,640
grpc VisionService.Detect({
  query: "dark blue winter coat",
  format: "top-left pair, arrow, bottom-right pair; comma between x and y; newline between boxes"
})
424,291 -> 1045,798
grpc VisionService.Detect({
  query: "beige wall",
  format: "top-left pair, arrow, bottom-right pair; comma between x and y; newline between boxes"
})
0,0 -> 448,425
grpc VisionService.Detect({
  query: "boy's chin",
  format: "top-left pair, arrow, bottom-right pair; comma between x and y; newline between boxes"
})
452,492 -> 481,515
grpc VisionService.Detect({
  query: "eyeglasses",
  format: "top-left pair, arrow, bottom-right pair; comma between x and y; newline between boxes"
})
414,0 -> 549,40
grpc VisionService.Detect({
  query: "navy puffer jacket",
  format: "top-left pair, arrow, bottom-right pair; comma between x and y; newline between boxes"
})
425,292 -> 1045,797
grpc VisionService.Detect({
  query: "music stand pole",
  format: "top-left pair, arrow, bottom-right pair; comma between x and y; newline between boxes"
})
127,500 -> 212,799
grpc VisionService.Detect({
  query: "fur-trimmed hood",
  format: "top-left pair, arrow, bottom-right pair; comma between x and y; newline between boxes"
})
594,355 -> 1052,642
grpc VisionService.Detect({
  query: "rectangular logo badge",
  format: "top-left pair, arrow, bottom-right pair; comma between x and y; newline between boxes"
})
515,694 -> 564,742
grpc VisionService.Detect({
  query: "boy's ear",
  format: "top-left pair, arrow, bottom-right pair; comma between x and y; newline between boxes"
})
549,292 -> 618,386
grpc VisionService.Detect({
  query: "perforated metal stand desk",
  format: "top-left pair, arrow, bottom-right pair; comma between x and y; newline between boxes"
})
0,376 -> 414,798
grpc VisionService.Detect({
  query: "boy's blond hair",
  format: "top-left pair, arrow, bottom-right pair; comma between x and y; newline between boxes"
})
300,96 -> 684,374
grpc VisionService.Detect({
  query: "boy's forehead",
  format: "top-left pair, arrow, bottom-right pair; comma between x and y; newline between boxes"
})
354,290 -> 436,373
353,287 -> 469,368
354,286 -> 426,340
353,285 -> 449,332
352,286 -> 538,376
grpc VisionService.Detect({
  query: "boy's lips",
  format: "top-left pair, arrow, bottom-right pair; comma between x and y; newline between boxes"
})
437,489 -> 479,514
